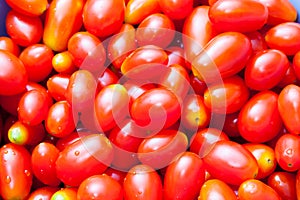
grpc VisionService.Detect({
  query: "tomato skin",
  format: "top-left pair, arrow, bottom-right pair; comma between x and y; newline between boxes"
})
124,164 -> 163,200
192,32 -> 252,83
164,152 -> 205,200
83,0 -> 125,38
204,76 -> 250,114
27,187 -> 59,200
94,84 -> 130,132
97,68 -> 119,91
19,44 -> 54,82
267,172 -> 297,200
275,133 -> 300,172
265,22 -> 300,56
52,51 -> 76,74
159,0 -> 193,20
43,0 -> 83,52
245,31 -> 268,54
183,6 -> 216,63
136,13 -> 175,48
77,174 -> 123,200
130,87 -> 181,131
45,100 -> 76,138
292,51 -> 300,80
104,167 -> 127,185
243,143 -> 277,179
138,129 -> 188,169
5,0 -> 47,16
198,179 -> 237,200
18,89 -> 50,126
238,179 -> 281,200
238,91 -> 282,143
0,36 -> 20,56
51,188 -> 77,200
278,84 -> 300,134
125,0 -> 161,25
203,140 -> 258,185
6,10 -> 43,47
0,143 -> 32,200
0,50 -> 27,96
297,170 -> 300,199
209,0 -> 268,33
47,74 -> 70,102
55,134 -> 114,187
245,49 -> 289,91
31,143 -> 61,187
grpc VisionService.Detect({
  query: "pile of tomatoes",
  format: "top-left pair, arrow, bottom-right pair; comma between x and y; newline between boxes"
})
0,0 -> 300,199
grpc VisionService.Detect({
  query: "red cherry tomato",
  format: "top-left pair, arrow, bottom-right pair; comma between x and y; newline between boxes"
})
124,164 -> 163,200
164,151 -> 205,200
267,171 -> 297,200
83,0 -> 125,38
0,36 -> 20,56
275,133 -> 300,172
238,179 -> 281,200
31,142 -> 60,187
6,10 -> 43,47
43,0 -> 83,52
5,0 -> 48,16
203,140 -> 259,185
19,44 -> 54,82
77,174 -> 123,200
27,187 -> 59,200
278,84 -> 300,134
238,90 -> 283,143
55,134 -> 114,187
47,74 -> 70,102
0,143 -> 32,200
159,0 -> 193,20
0,50 -> 27,96
198,179 -> 237,200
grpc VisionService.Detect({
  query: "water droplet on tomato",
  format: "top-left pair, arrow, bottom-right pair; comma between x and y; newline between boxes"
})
75,151 -> 80,156
5,176 -> 11,184
4,150 -> 8,154
24,170 -> 31,177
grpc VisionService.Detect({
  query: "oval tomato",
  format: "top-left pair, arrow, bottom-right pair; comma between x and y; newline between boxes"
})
238,90 -> 282,143
159,0 -> 193,20
47,74 -> 70,102
5,0 -> 47,16
52,51 -> 76,74
198,179 -> 237,200
203,140 -> 258,185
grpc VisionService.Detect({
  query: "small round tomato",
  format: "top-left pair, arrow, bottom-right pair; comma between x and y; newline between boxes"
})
278,84 -> 300,134
275,133 -> 300,172
19,44 -> 54,82
6,10 -> 43,47
0,36 -> 20,56
238,90 -> 282,143
203,140 -> 258,185
51,188 -> 77,200
83,0 -> 125,38
198,179 -> 237,200
164,151 -> 205,200
265,22 -> 300,55
124,164 -> 163,200
267,171 -> 297,200
209,0 -> 268,33
77,174 -> 123,200
0,50 -> 27,96
52,51 -> 76,74
27,187 -> 59,200
243,143 -> 277,179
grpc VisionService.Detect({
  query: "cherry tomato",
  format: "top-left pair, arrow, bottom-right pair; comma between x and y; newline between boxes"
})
192,32 -> 252,83
164,151 -> 205,200
198,179 -> 237,200
47,74 -> 70,102
45,100 -> 76,138
243,143 -> 277,179
124,164 -> 163,200
55,134 -> 114,186
6,10 -> 43,47
27,187 -> 59,200
275,133 -> 300,172
278,84 -> 300,134
0,36 -> 20,56
209,0 -> 268,33
83,0 -> 125,38
55,131 -> 91,152
265,22 -> 300,56
5,0 -> 48,16
267,171 -> 297,200
19,44 -> 54,82
159,0 -> 193,20
51,188 -> 77,200
130,87 -> 181,131
238,90 -> 282,143
0,50 -> 27,96
43,0 -> 83,52
138,129 -> 188,169
77,174 -> 123,200
31,142 -> 60,187
124,0 -> 161,25
0,143 -> 32,200
204,76 -> 250,114
136,13 -> 175,48
222,112 -> 240,138
123,80 -> 156,102
238,179 -> 281,200
203,140 -> 258,185
52,51 -> 76,74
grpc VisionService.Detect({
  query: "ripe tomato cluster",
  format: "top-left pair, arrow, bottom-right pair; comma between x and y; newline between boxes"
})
0,0 -> 300,199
